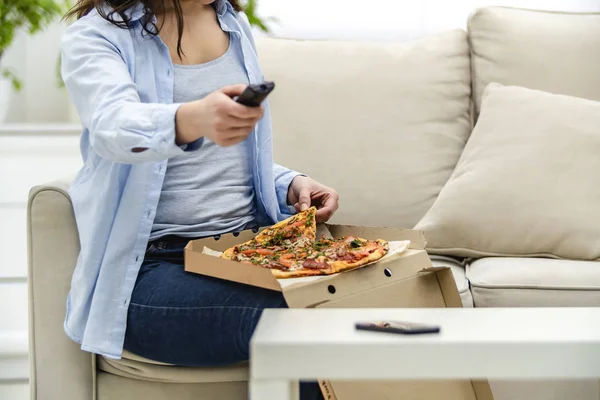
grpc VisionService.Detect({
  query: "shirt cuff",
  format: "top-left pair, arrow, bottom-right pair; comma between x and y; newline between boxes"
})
276,172 -> 305,217
152,103 -> 192,158
184,137 -> 204,151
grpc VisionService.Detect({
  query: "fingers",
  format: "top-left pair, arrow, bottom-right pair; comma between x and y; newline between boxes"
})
214,116 -> 255,131
226,101 -> 264,120
215,96 -> 263,122
212,96 -> 263,146
215,128 -> 253,147
296,188 -> 312,212
290,177 -> 340,221
210,117 -> 255,145
315,191 -> 340,223
218,84 -> 248,98
218,85 -> 265,120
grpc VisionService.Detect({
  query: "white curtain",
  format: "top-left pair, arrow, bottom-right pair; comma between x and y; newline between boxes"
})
3,0 -> 599,123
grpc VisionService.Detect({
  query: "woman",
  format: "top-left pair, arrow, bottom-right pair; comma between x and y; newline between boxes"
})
61,0 -> 339,398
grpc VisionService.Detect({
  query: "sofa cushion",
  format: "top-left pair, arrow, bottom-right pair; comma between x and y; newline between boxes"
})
469,6 -> 600,115
257,31 -> 472,229
414,84 -> 600,260
468,257 -> 600,307
97,371 -> 248,400
98,350 -> 248,383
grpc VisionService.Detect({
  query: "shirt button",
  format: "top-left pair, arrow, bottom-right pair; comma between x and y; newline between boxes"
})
167,69 -> 171,76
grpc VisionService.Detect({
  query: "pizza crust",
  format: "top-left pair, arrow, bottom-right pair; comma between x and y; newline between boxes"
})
221,247 -> 237,260
270,267 -> 332,279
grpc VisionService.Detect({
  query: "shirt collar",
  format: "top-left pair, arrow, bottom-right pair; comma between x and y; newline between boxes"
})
214,0 -> 233,17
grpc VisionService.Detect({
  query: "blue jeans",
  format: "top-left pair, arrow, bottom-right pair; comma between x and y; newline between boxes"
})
124,236 -> 323,400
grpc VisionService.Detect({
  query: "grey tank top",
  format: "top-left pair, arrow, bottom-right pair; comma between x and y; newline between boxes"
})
150,35 -> 256,240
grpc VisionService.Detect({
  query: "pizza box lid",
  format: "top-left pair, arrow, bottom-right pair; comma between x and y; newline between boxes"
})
184,225 -> 457,308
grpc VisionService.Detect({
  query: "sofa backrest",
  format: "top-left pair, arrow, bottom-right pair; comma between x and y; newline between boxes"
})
257,31 -> 472,229
469,6 -> 600,116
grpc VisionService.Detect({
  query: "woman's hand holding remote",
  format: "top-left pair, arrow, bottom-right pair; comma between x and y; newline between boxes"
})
176,84 -> 264,146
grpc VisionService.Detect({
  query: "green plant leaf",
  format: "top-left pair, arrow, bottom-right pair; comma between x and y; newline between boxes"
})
1,0 -> 68,91
2,68 -> 23,91
56,53 -> 64,88
242,0 -> 274,33
0,0 -> 66,55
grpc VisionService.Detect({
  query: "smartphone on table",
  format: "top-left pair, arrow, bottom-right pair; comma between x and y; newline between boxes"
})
355,320 -> 441,335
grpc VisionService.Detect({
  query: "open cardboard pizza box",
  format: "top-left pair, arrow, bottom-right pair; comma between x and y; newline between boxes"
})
184,225 -> 493,400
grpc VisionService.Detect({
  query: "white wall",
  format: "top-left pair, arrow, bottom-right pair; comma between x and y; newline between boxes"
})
3,0 -> 600,124
2,24 -> 69,123
0,383 -> 29,400
0,129 -> 82,388
258,0 -> 600,41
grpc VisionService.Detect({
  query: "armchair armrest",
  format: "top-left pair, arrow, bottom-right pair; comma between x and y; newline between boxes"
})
27,178 -> 94,400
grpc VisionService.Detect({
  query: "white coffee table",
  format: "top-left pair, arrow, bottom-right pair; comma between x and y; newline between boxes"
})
250,308 -> 600,400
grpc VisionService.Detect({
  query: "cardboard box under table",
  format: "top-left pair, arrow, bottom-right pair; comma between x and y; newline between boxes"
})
184,225 -> 493,400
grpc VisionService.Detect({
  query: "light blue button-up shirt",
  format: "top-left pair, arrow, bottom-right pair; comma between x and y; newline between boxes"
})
61,0 -> 298,358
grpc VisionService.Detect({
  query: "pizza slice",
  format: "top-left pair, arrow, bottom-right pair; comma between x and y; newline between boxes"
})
254,206 -> 317,246
267,236 -> 389,278
221,206 -> 317,261
327,236 -> 389,273
222,231 -> 389,279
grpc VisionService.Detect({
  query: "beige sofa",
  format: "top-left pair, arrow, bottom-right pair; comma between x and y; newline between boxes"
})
27,6 -> 600,400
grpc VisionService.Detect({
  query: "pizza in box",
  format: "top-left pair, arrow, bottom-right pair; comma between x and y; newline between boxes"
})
219,207 -> 407,279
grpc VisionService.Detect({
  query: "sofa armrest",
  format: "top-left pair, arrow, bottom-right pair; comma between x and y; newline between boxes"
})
28,179 -> 94,400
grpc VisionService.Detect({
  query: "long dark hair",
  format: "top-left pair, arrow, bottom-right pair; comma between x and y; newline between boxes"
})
65,0 -> 243,57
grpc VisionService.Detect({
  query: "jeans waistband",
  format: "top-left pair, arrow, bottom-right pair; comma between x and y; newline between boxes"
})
155,235 -> 194,245
148,222 -> 262,250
